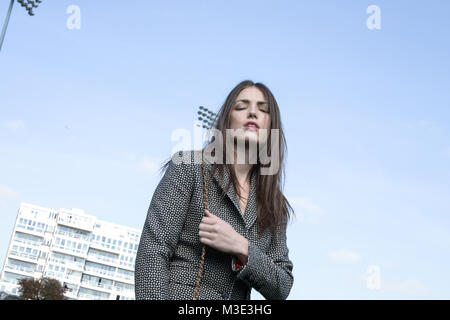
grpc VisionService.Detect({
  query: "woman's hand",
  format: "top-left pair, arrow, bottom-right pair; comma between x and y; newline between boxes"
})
198,209 -> 248,259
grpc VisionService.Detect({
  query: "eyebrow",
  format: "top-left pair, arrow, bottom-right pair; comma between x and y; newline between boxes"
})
235,99 -> 268,105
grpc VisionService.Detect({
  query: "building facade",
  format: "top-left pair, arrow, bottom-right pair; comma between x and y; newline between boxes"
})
0,202 -> 141,300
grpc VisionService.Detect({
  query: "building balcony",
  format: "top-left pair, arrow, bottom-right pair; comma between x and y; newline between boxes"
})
89,242 -> 121,255
86,255 -> 118,269
83,268 -> 116,281
0,277 -> 19,285
9,250 -> 39,263
114,274 -> 134,285
55,230 -> 90,243
47,258 -> 85,272
51,246 -> 87,259
64,290 -> 79,300
4,264 -> 35,276
79,280 -> 112,293
62,274 -> 82,285
12,238 -> 42,248
77,292 -> 108,300
110,285 -> 134,296
57,217 -> 94,233
117,262 -> 134,272
15,225 -> 45,237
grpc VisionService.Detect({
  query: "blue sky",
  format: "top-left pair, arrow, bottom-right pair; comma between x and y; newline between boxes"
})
1,0 -> 449,299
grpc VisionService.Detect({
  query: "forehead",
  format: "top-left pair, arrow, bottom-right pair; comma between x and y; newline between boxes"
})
235,86 -> 267,102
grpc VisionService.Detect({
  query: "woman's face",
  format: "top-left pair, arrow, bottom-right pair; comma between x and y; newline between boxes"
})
228,86 -> 271,147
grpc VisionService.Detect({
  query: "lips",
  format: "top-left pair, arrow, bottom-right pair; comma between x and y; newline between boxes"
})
244,121 -> 259,130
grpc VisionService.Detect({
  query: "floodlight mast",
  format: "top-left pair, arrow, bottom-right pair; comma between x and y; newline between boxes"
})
1,0 -> 43,53
0,0 -> 15,52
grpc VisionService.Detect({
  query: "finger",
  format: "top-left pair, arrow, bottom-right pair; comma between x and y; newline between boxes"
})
201,216 -> 216,224
204,209 -> 215,217
199,236 -> 212,246
198,223 -> 216,232
198,230 -> 214,239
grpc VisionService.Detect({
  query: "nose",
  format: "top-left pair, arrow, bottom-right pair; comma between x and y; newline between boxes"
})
247,106 -> 257,118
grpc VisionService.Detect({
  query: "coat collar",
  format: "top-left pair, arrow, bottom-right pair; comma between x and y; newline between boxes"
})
202,156 -> 258,231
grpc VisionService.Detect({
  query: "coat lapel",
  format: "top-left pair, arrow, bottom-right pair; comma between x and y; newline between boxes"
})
202,158 -> 258,231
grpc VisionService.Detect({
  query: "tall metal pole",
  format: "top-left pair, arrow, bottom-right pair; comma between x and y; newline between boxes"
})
0,0 -> 15,52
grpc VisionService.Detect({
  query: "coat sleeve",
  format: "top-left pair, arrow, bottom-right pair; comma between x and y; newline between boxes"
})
134,151 -> 194,300
230,222 -> 294,300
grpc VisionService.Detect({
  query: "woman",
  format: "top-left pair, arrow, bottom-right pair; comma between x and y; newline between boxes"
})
135,80 -> 295,300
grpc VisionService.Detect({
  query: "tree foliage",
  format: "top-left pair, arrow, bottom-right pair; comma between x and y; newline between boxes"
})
18,277 -> 67,300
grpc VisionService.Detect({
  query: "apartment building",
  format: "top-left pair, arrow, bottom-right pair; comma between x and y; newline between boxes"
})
0,202 -> 141,300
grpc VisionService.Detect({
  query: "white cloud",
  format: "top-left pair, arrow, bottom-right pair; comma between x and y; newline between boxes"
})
329,249 -> 361,264
4,120 -> 25,130
355,269 -> 428,297
0,185 -> 20,207
121,152 -> 138,160
401,119 -> 442,134
417,119 -> 442,134
288,196 -> 324,224
382,279 -> 428,297
418,120 -> 434,128
138,157 -> 164,175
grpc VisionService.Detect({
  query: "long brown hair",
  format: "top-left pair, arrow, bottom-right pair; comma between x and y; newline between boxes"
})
160,80 -> 295,241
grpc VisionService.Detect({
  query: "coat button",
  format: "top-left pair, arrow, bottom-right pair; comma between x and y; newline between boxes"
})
220,291 -> 229,299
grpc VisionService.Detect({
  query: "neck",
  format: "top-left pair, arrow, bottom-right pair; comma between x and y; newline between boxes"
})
231,147 -> 256,184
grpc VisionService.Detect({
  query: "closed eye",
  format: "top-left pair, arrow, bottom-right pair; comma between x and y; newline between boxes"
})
235,106 -> 269,113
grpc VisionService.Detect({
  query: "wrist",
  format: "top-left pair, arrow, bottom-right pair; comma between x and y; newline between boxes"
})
236,237 -> 249,264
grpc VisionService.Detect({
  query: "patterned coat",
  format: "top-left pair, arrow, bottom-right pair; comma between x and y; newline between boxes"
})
134,150 -> 294,300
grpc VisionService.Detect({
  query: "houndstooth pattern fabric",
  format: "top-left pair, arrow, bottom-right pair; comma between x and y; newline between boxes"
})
134,150 -> 294,300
